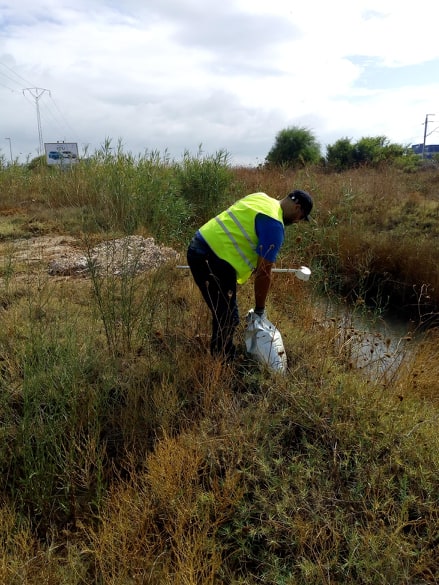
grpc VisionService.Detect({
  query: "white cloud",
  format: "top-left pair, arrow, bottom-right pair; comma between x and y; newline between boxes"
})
1,0 -> 439,164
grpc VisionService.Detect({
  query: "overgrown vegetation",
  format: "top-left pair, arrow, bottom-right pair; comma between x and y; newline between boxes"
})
325,135 -> 409,171
1,147 -> 439,584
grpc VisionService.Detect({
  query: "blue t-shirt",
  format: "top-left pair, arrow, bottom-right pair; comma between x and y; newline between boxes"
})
255,213 -> 284,262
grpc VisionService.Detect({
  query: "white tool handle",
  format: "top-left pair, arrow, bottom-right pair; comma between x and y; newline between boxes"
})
177,266 -> 299,273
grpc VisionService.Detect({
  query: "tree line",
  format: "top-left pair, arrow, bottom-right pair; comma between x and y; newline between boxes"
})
265,125 -> 430,171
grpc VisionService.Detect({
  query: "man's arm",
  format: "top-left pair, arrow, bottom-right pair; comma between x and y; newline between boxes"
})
254,256 -> 274,311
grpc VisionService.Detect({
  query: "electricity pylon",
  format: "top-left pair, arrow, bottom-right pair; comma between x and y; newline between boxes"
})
23,87 -> 51,156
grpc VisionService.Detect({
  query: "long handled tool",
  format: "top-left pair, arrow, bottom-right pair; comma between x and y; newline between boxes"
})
269,266 -> 311,281
176,265 -> 311,281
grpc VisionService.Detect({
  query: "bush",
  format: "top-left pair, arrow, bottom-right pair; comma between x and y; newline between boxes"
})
325,136 -> 407,171
266,126 -> 321,167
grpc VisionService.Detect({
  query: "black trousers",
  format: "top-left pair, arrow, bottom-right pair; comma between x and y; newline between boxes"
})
187,238 -> 239,360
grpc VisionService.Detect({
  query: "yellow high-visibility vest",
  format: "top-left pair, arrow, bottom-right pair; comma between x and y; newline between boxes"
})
199,192 -> 284,284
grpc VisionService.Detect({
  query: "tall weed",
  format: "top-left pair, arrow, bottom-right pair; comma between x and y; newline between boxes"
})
176,147 -> 235,224
4,275 -> 110,525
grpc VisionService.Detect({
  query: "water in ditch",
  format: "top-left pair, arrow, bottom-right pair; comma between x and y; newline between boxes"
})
318,297 -> 418,384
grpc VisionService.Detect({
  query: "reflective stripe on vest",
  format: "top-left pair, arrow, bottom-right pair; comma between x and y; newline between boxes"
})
215,209 -> 256,271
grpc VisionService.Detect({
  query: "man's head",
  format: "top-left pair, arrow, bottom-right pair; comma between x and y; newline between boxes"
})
281,189 -> 313,225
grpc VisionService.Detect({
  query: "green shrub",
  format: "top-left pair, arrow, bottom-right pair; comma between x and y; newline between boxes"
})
266,126 -> 321,167
175,147 -> 234,224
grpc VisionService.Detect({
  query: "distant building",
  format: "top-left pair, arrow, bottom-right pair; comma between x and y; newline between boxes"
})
412,144 -> 439,158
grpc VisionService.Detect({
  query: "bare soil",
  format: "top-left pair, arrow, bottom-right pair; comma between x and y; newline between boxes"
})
0,235 -> 181,279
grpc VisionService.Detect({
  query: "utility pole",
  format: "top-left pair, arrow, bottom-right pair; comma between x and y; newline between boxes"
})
23,87 -> 51,156
422,113 -> 436,158
4,137 -> 13,163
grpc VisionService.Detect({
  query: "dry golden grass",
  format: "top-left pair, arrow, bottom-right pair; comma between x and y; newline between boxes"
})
395,329 -> 439,405
89,420 -> 247,584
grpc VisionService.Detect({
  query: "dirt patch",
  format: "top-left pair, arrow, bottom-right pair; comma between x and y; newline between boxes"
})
5,235 -> 81,264
1,235 -> 181,277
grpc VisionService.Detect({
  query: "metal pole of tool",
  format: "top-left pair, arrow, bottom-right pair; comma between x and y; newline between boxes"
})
176,265 -> 311,280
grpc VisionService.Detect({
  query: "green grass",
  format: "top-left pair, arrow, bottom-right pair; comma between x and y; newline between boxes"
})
0,151 -> 439,583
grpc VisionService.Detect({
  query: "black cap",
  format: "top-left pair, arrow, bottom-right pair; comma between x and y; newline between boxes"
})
289,189 -> 313,221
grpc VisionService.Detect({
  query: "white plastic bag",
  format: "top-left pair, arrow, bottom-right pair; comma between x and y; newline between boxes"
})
245,310 -> 287,373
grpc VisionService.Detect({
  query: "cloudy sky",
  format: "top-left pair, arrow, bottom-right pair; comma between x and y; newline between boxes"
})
1,0 -> 439,165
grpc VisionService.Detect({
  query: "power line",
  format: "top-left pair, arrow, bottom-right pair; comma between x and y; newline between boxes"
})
0,71 -> 23,91
0,79 -> 19,92
48,93 -> 78,137
39,95 -> 67,130
0,61 -> 35,88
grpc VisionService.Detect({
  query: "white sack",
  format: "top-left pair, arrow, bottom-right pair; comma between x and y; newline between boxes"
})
245,310 -> 287,373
